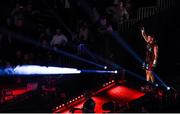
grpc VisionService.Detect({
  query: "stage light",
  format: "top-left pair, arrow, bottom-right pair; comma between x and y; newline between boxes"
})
2,65 -> 81,75
1,65 -> 120,76
114,70 -> 118,74
167,87 -> 170,90
62,104 -> 65,106
155,83 -> 159,87
104,66 -> 107,69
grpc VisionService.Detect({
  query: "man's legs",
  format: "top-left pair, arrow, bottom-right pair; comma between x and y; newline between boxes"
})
146,69 -> 155,83
146,70 -> 150,82
149,71 -> 155,83
145,70 -> 155,91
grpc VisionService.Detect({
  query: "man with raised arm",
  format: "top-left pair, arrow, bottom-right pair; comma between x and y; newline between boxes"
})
140,27 -> 158,86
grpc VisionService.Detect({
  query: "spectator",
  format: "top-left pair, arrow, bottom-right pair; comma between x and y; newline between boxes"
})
82,98 -> 96,113
107,1 -> 129,25
117,1 -> 129,23
107,24 -> 113,32
11,3 -> 25,29
45,27 -> 53,41
91,7 -> 100,23
50,29 -> 68,49
78,21 -> 89,44
97,17 -> 108,33
124,0 -> 135,18
64,0 -> 70,9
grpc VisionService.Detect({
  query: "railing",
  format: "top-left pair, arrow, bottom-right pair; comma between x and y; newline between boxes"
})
158,0 -> 176,9
118,0 -> 176,33
137,7 -> 160,21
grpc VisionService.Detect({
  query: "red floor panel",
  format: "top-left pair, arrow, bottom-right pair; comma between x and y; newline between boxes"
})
59,85 -> 145,113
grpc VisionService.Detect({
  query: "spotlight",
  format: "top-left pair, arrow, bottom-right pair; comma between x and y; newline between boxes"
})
155,83 -> 159,87
62,104 -> 65,106
167,86 -> 171,90
104,66 -> 107,69
112,80 -> 114,82
114,70 -> 118,74
56,107 -> 58,109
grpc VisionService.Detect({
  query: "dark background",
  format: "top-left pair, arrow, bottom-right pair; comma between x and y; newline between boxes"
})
0,0 -> 179,112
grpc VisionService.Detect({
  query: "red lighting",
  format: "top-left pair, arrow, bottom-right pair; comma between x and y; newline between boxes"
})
107,86 -> 145,102
57,86 -> 145,113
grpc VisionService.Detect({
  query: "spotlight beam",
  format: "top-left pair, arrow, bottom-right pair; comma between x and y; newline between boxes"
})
83,47 -> 121,69
81,70 -> 117,74
0,65 -> 118,76
78,45 -> 170,89
0,28 -> 104,69
111,31 -> 143,63
152,71 -> 168,88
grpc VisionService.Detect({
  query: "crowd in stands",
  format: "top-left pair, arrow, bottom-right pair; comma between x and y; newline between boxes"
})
1,0 -> 142,68
1,0 -> 159,68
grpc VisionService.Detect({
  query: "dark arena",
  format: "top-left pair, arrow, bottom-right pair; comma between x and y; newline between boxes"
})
0,0 -> 179,113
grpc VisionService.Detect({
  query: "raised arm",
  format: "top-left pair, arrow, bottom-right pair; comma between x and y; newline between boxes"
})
140,27 -> 148,43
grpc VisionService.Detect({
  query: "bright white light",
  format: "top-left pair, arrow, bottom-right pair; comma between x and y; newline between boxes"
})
114,70 -> 118,74
155,84 -> 159,87
2,65 -> 119,75
104,66 -> 107,69
91,70 -> 118,73
12,65 -> 81,75
167,87 -> 170,90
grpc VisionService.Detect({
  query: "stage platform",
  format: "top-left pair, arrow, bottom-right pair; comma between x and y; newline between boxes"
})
54,80 -> 145,113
